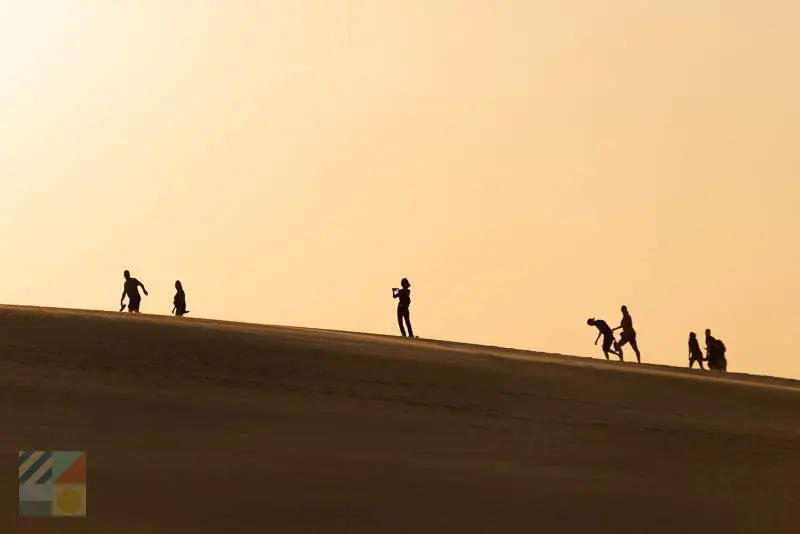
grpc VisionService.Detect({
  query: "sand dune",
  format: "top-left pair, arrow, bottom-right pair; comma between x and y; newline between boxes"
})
1,305 -> 798,533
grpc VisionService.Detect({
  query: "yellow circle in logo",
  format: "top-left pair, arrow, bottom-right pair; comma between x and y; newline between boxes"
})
56,487 -> 82,514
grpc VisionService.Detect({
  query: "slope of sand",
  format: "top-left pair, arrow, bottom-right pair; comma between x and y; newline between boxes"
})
1,305 -> 798,533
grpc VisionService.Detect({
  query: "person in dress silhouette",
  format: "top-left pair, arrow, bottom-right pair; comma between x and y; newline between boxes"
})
172,280 -> 189,317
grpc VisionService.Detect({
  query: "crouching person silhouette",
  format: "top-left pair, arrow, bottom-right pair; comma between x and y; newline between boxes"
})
705,329 -> 728,371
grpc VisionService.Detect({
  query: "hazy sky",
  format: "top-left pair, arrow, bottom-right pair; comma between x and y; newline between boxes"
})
1,1 -> 799,379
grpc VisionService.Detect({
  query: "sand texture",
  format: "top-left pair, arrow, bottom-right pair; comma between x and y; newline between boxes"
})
1,306 -> 798,533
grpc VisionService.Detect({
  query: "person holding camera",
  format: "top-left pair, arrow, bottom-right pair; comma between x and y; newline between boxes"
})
392,278 -> 414,338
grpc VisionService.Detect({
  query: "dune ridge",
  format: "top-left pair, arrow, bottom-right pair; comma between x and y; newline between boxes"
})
2,305 -> 798,533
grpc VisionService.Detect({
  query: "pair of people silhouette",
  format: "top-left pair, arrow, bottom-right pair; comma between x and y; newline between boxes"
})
119,270 -> 189,317
689,329 -> 727,371
587,305 -> 642,363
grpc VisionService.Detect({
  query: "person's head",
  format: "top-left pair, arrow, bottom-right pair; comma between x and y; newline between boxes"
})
175,280 -> 182,290
587,318 -> 596,326
621,305 -> 628,314
705,328 -> 711,336
689,332 -> 696,339
123,270 -> 130,279
401,278 -> 410,289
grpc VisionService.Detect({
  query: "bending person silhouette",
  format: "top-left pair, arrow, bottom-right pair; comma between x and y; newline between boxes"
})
173,280 -> 189,316
705,329 -> 728,371
587,318 -> 623,360
392,278 -> 414,338
120,270 -> 148,313
688,332 -> 704,369
612,305 -> 641,363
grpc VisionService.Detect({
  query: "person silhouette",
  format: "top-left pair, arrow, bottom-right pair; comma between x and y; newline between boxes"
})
120,270 -> 148,313
705,328 -> 719,368
688,332 -> 704,369
172,280 -> 189,317
612,305 -> 641,363
587,318 -> 623,360
705,329 -> 728,371
716,338 -> 728,371
392,278 -> 414,338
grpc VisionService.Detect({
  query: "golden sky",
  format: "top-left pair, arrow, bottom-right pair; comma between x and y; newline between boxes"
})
1,1 -> 799,379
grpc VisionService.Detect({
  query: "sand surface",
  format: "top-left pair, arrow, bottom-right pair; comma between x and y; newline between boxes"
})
1,305 -> 798,533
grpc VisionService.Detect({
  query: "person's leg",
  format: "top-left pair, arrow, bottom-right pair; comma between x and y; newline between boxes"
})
397,307 -> 407,336
403,308 -> 414,338
604,335 -> 622,360
630,337 -> 641,363
614,334 -> 624,358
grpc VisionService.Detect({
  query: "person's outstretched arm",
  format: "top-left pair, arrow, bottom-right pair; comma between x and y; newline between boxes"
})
120,287 -> 126,305
612,325 -> 621,331
139,281 -> 148,296
594,333 -> 601,345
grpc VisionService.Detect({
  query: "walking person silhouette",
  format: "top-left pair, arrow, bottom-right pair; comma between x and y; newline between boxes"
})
612,305 -> 641,363
392,278 -> 414,338
688,332 -> 704,369
587,317 -> 623,360
120,270 -> 148,313
172,280 -> 189,317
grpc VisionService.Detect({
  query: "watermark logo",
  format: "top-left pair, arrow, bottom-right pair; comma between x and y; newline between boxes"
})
19,451 -> 86,517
